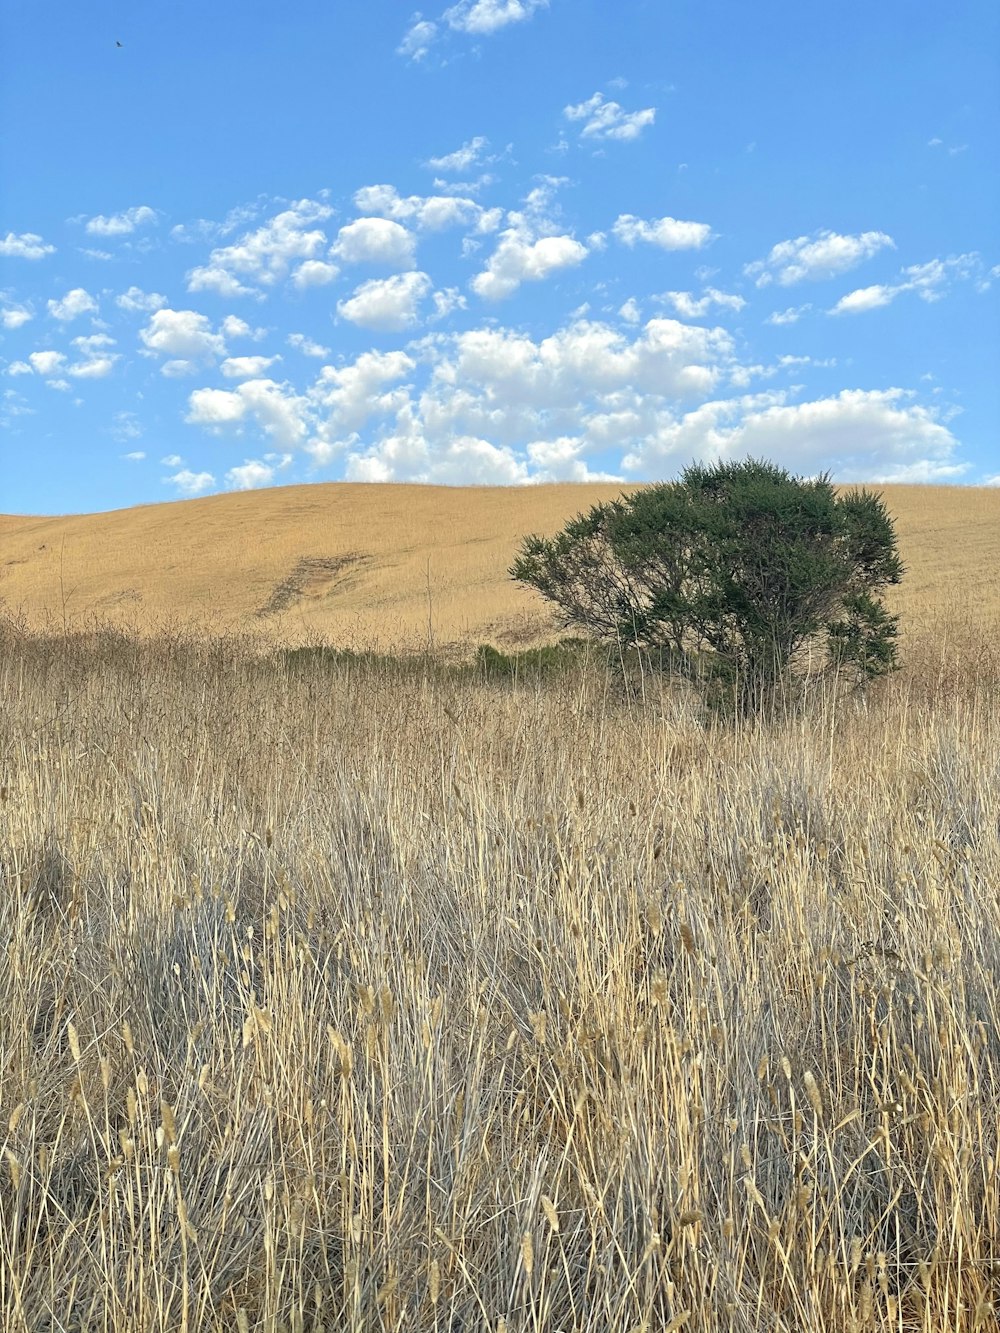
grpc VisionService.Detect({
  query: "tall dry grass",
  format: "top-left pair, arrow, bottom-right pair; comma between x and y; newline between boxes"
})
1,618 -> 999,1331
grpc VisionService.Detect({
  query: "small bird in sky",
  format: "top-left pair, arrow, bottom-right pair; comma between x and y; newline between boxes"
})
116,40 -> 123,48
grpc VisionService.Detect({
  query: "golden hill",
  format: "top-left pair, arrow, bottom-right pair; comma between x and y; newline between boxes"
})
2,482 -> 998,652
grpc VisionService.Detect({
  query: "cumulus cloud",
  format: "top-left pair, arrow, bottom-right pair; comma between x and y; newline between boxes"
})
830,253 -> 983,315
221,355 -> 282,378
613,214 -> 713,251
0,232 -> 55,259
347,415 -> 531,485
47,288 -> 98,322
1,303 -> 33,329
68,356 -> 117,379
28,351 -> 66,375
337,272 -> 433,331
291,260 -> 340,289
829,285 -> 896,315
85,205 -> 157,237
331,217 -> 417,268
6,361 -> 32,375
661,288 -> 746,319
287,332 -> 330,358
225,458 -> 279,490
525,435 -> 624,482
426,136 -> 490,173
444,0 -> 548,35
765,304 -> 812,325
620,387 -> 960,481
139,309 -> 227,366
397,16 -> 437,60
117,286 -> 167,314
122,450 -> 146,461
745,229 -> 895,287
619,298 -> 641,324
471,232 -> 588,299
187,377 -> 310,447
185,388 -> 247,428
186,198 -> 332,296
311,349 -> 415,433
563,92 -> 656,142
353,184 -> 498,233
165,469 -> 215,497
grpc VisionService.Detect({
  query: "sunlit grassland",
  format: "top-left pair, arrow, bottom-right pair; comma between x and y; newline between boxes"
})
2,482 -> 998,654
1,606 -> 999,1331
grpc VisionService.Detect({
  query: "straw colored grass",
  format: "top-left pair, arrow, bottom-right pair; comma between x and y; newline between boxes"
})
1,482 -> 999,1329
1,611 -> 999,1331
2,482 -> 998,652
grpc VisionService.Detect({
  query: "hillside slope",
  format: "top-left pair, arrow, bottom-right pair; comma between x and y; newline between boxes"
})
2,482 -> 998,651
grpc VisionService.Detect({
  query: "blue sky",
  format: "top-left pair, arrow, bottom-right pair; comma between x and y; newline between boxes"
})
2,0 -> 997,514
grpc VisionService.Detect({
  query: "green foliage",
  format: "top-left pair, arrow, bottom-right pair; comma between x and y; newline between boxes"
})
474,637 -> 592,682
510,458 -> 904,714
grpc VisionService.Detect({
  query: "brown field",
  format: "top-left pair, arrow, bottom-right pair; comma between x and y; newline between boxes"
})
1,483 -> 999,1331
2,482 -> 999,651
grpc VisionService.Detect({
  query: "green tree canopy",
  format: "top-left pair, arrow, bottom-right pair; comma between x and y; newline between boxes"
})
510,458 -> 904,714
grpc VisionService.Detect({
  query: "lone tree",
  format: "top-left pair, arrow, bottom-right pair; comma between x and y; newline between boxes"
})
510,458 -> 904,714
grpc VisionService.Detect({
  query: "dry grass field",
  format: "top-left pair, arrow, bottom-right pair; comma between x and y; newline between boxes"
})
2,483 -> 1000,1331
2,482 -> 999,653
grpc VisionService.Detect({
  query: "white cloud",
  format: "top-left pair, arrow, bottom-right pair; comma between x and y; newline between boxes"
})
525,436 -> 623,482
661,288 -> 746,319
85,205 -> 157,237
353,184 -> 492,233
471,231 -> 588,299
187,377 -> 310,447
160,360 -> 200,378
331,217 -> 417,268
765,304 -> 812,325
292,260 -> 340,289
221,355 -> 281,378
47,288 -> 98,321
984,474 -> 1000,487
829,285 -> 897,315
185,266 -> 257,298
122,451 -> 146,461
620,387 -> 960,482
161,454 -> 184,467
28,350 -> 66,375
431,286 -> 467,319
185,388 -> 247,428
186,198 -> 332,295
140,309 -> 227,363
113,411 -> 143,441
619,298 -> 641,324
829,253 -> 982,315
68,356 -> 117,379
225,459 -> 277,490
397,16 -> 437,60
347,417 -> 531,485
72,333 -> 115,353
311,349 -> 415,433
745,229 -> 895,287
165,469 -> 215,497
564,92 -> 656,142
6,361 -> 32,375
0,232 -> 55,259
337,271 -> 433,331
426,137 -> 489,173
1,303 -> 33,329
220,315 -> 264,341
116,286 -> 167,314
613,214 -> 713,251
444,0 -> 548,35
287,332 -> 330,358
